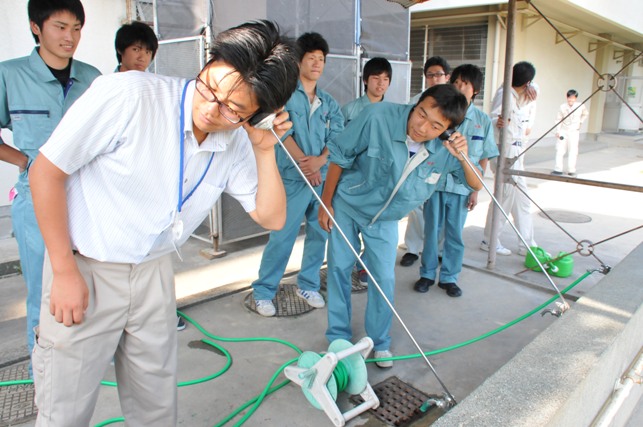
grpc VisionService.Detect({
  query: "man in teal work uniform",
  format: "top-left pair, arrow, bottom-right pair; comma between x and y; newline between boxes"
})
0,0 -> 100,363
319,84 -> 482,367
415,65 -> 498,296
252,32 -> 344,317
341,57 -> 392,124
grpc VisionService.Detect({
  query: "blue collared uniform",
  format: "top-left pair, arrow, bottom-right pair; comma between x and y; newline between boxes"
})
252,81 -> 343,300
0,48 -> 100,357
420,104 -> 498,284
341,94 -> 376,125
325,102 -> 468,350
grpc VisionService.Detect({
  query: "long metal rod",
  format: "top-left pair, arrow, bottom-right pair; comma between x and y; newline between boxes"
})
506,169 -> 643,193
269,129 -> 457,403
488,0 -> 517,270
457,149 -> 568,307
516,87 -> 602,160
527,0 -> 601,77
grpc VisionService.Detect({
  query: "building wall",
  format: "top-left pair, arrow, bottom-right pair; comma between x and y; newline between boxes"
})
0,0 -> 127,208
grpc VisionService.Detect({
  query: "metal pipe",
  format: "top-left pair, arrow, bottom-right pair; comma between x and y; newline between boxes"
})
488,0 -> 516,270
591,349 -> 643,427
506,169 -> 643,193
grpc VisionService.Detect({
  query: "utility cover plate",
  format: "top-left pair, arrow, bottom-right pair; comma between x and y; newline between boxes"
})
0,361 -> 37,426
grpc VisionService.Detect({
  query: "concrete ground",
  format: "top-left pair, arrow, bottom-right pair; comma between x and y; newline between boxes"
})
0,136 -> 641,426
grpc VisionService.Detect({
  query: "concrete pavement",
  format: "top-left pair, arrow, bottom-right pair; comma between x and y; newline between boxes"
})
1,136 -> 641,426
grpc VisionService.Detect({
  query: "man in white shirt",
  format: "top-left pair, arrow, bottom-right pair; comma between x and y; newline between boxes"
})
480,61 -> 539,256
552,89 -> 589,176
28,20 -> 299,426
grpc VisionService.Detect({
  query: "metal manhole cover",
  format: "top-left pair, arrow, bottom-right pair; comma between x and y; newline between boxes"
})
319,267 -> 368,293
351,376 -> 434,427
244,283 -> 316,317
539,209 -> 592,223
0,361 -> 37,425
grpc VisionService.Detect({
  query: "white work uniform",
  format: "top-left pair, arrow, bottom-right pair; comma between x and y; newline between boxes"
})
554,101 -> 588,173
483,85 -> 537,251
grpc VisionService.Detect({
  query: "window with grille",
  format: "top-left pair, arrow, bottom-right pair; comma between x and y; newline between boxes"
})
410,23 -> 488,107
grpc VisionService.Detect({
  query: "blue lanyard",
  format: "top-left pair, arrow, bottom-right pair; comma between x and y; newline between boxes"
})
178,80 -> 215,213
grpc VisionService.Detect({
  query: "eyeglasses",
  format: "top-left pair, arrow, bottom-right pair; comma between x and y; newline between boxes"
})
426,72 -> 446,79
194,76 -> 250,124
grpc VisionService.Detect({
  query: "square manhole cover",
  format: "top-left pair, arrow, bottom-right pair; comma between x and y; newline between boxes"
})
0,361 -> 37,426
351,376 -> 438,427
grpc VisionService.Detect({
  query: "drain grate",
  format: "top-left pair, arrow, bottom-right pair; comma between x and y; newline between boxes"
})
0,361 -> 37,426
351,376 -> 432,427
319,267 -> 368,293
244,283 -> 316,317
539,209 -> 592,223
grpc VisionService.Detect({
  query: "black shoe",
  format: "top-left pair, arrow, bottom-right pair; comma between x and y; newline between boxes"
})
438,282 -> 462,297
551,170 -> 563,175
400,253 -> 419,266
177,316 -> 187,331
413,277 -> 435,293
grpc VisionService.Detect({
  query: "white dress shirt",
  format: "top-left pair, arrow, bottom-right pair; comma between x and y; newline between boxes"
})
40,71 -> 258,263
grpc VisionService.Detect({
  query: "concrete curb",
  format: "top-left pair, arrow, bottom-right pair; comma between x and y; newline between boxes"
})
433,243 -> 643,427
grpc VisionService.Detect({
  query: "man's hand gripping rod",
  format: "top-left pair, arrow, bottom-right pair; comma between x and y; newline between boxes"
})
255,117 -> 457,407
441,130 -> 569,315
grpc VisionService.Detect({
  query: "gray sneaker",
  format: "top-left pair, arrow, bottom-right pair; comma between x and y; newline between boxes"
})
374,350 -> 393,368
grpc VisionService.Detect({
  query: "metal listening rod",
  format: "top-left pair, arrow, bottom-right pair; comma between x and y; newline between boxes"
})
267,127 -> 457,404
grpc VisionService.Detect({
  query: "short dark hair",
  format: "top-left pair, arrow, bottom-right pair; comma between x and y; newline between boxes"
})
566,89 -> 579,98
511,61 -> 536,88
363,57 -> 392,91
449,64 -> 484,101
206,20 -> 300,114
115,21 -> 159,64
28,0 -> 85,44
296,32 -> 329,61
417,84 -> 468,128
423,56 -> 450,76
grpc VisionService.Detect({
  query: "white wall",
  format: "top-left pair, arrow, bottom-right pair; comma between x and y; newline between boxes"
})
0,0 -> 127,207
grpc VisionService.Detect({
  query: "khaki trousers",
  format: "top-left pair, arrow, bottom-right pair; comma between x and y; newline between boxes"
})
33,252 -> 178,426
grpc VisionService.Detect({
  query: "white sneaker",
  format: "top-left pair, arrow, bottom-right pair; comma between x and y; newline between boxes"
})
255,300 -> 276,317
480,240 -> 512,256
296,289 -> 325,308
518,247 -> 528,256
374,350 -> 393,368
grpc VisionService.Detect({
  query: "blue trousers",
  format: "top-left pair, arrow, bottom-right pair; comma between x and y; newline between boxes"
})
11,185 -> 45,362
326,206 -> 397,351
252,180 -> 327,300
421,191 -> 468,283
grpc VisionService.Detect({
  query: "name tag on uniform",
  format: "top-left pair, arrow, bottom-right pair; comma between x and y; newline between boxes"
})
425,172 -> 441,184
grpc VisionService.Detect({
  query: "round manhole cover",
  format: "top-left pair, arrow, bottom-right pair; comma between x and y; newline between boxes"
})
319,267 -> 368,293
539,210 -> 592,223
244,283 -> 316,317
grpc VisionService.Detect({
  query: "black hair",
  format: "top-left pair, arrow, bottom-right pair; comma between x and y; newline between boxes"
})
28,0 -> 85,44
449,64 -> 484,101
566,89 -> 579,98
115,21 -> 159,64
511,61 -> 536,88
205,20 -> 300,114
417,84 -> 468,128
296,32 -> 329,61
362,57 -> 392,91
423,56 -> 450,76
